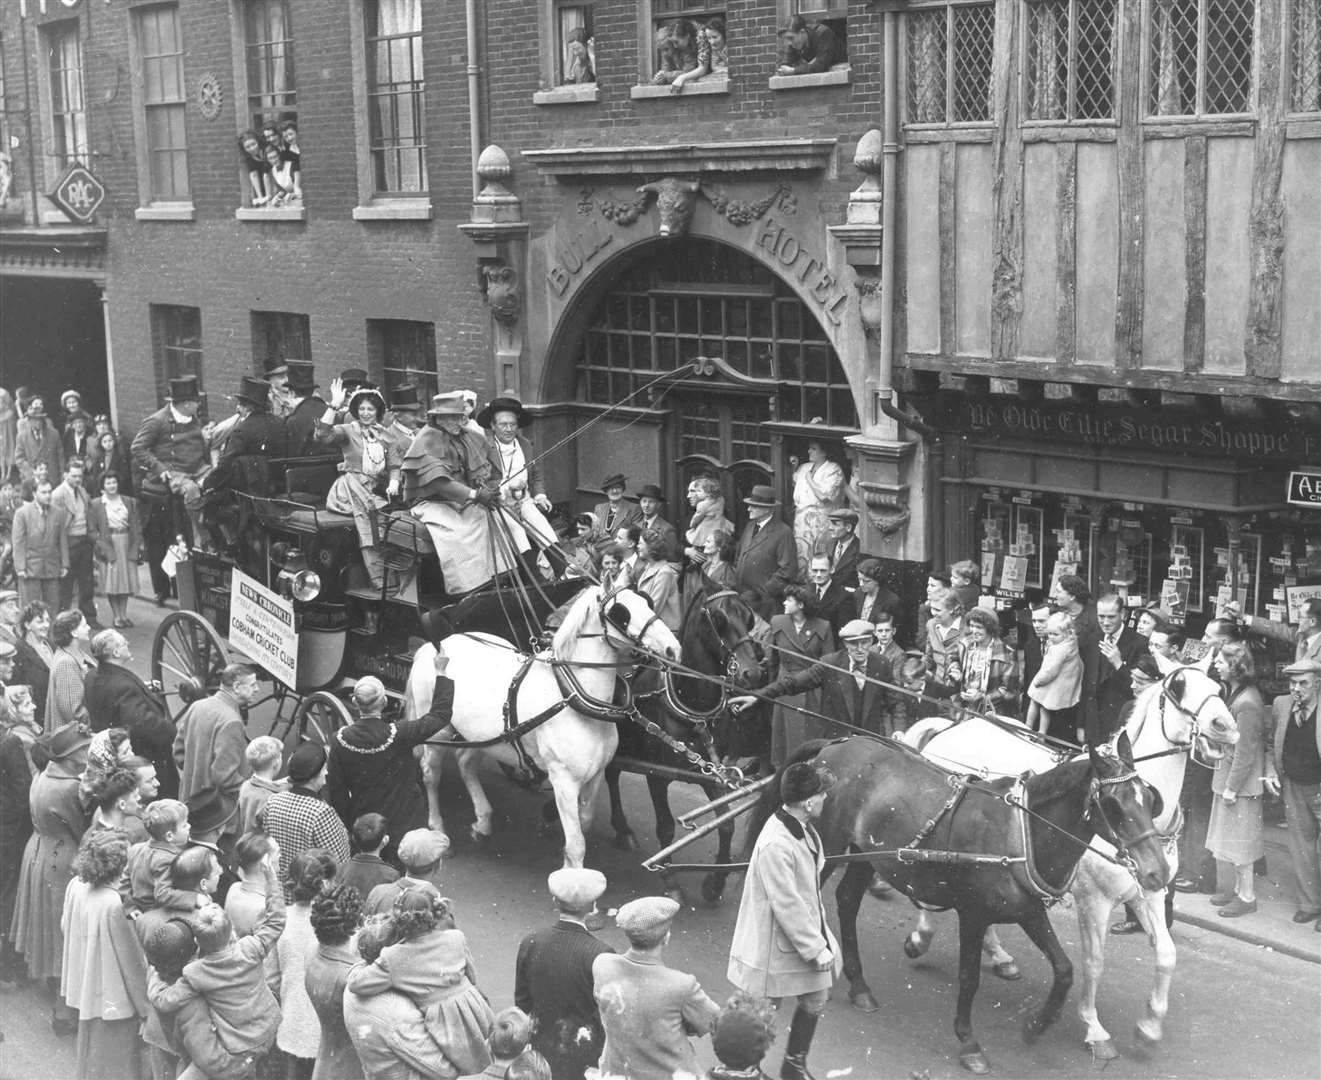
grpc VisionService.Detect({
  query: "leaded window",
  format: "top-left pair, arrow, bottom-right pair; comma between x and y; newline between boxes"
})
45,21 -> 89,173
578,241 -> 857,430
1290,0 -> 1321,112
244,0 -> 297,131
1024,0 -> 1118,121
135,4 -> 189,201
364,0 -> 426,194
251,310 -> 311,371
906,3 -> 996,124
1148,0 -> 1255,117
151,304 -> 203,406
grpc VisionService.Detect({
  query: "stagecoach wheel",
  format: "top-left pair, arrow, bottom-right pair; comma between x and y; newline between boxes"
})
151,611 -> 231,723
293,691 -> 353,750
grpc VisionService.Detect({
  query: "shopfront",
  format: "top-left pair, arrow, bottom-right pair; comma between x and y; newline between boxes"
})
918,390 -> 1321,638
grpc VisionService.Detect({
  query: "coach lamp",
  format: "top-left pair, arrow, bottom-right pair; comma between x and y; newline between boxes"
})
270,541 -> 322,602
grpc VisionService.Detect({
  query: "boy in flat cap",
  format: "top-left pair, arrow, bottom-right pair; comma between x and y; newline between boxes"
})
592,895 -> 719,1080
728,761 -> 841,1080
515,867 -> 613,1079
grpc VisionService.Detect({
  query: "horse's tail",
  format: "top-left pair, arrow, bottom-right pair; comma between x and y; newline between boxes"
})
738,739 -> 833,861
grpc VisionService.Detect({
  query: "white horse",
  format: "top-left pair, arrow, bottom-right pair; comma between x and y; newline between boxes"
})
898,654 -> 1239,1062
407,584 -> 680,868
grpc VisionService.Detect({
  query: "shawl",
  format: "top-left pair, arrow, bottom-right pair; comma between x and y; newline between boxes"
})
685,496 -> 734,545
401,425 -> 494,501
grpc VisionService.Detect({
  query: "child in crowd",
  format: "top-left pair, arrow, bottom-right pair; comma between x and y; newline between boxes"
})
706,992 -> 776,1080
236,736 -> 286,835
347,885 -> 495,1076
147,850 -> 287,1070
125,799 -> 194,914
340,812 -> 400,900
467,1006 -> 533,1078
1026,611 -> 1083,742
273,850 -> 337,1074
142,920 -> 236,1080
224,831 -> 278,937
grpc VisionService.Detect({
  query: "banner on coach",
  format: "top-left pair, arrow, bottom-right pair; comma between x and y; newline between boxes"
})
229,569 -> 298,688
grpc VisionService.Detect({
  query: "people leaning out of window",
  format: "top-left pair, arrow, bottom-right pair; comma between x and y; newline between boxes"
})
671,17 -> 727,92
565,27 -> 596,83
236,121 -> 302,208
777,14 -> 847,76
652,18 -> 700,85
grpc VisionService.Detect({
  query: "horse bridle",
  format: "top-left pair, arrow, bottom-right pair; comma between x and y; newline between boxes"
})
1156,671 -> 1229,766
1086,766 -> 1163,869
598,587 -> 668,659
699,589 -> 758,677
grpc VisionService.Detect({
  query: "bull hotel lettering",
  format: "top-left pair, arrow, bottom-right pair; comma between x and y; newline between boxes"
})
965,400 -> 1321,461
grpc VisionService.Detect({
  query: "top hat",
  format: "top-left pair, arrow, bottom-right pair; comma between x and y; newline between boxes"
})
264,357 -> 291,378
426,391 -> 468,418
636,484 -> 665,502
235,376 -> 272,409
388,384 -> 425,412
475,394 -> 533,430
601,474 -> 627,493
346,387 -> 387,421
743,484 -> 779,508
168,376 -> 201,403
284,361 -> 317,394
339,368 -> 374,389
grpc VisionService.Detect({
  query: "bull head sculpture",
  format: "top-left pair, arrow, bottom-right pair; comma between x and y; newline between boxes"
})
637,178 -> 702,238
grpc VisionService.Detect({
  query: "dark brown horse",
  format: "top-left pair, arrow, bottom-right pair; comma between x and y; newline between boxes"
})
745,734 -> 1168,1074
605,574 -> 765,904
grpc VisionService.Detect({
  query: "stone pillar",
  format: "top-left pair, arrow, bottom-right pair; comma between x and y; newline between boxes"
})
458,145 -> 530,396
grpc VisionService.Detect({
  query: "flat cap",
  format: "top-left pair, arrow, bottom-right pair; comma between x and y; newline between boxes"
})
1282,657 -> 1321,676
0,638 -> 15,659
827,508 -> 859,525
548,867 -> 607,908
397,828 -> 449,868
615,895 -> 680,935
285,742 -> 327,784
0,589 -> 20,604
838,619 -> 876,642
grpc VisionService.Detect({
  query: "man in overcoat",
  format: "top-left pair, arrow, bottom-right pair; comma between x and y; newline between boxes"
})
1093,592 -> 1148,743
280,361 -> 327,457
207,376 -> 287,494
734,485 -> 797,602
10,478 -> 68,608
325,649 -> 455,866
13,397 -> 63,484
515,867 -> 613,1079
174,663 -> 260,848
84,628 -> 179,797
728,759 -> 841,1080
1264,658 -> 1321,928
591,473 -> 640,541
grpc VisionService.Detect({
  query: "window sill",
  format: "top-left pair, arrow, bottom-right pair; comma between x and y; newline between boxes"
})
235,206 -> 307,222
631,76 -> 730,100
134,204 -> 196,222
534,83 -> 601,106
352,200 -> 433,221
768,66 -> 851,91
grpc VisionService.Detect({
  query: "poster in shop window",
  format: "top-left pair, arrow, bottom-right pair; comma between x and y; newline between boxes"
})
999,555 -> 1028,594
1286,584 -> 1321,626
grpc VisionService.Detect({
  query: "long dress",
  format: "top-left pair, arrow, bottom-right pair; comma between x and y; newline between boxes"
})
98,496 -> 141,597
11,757 -> 89,979
62,878 -> 149,1080
791,458 -> 844,575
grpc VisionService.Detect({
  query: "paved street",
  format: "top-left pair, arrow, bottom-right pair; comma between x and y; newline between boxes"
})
1,593 -> 1318,1079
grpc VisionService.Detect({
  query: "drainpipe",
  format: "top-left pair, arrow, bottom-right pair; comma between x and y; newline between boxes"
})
465,0 -> 481,200
876,9 -> 900,405
100,287 -> 118,425
16,18 -> 40,223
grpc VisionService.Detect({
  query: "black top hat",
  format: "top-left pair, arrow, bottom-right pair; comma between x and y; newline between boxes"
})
284,361 -> 317,394
236,376 -> 272,408
475,394 -> 533,430
743,484 -> 779,508
387,384 -> 424,412
184,787 -> 237,837
168,376 -> 201,403
264,357 -> 290,378
339,368 -> 373,389
636,483 -> 665,502
601,474 -> 627,493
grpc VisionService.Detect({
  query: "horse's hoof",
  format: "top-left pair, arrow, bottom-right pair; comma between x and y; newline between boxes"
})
960,1051 -> 991,1074
991,961 -> 1021,981
1088,1039 -> 1120,1066
850,990 -> 880,1014
1022,1016 -> 1047,1045
699,876 -> 725,905
613,831 -> 637,852
469,829 -> 492,847
1133,1024 -> 1160,1050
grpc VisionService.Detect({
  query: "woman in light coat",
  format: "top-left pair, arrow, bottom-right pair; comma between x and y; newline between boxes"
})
633,529 -> 681,633
87,473 -> 142,628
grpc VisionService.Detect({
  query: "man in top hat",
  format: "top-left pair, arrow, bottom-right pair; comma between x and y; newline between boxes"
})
208,376 -> 287,495
84,628 -> 179,797
515,867 -> 614,1079
326,646 -> 456,866
478,394 -> 561,574
592,895 -> 719,1080
735,484 -> 798,601
401,391 -> 518,594
818,507 -> 860,583
729,759 -> 841,1080
281,361 -> 327,457
1264,657 -> 1321,929
263,358 -> 294,417
635,483 -> 678,565
14,395 -> 63,485
131,375 -> 213,599
260,742 -> 351,890
383,383 -> 425,455
592,473 -> 640,541
363,827 -> 449,914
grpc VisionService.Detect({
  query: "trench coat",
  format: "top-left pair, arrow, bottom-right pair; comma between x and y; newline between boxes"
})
727,808 -> 841,999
